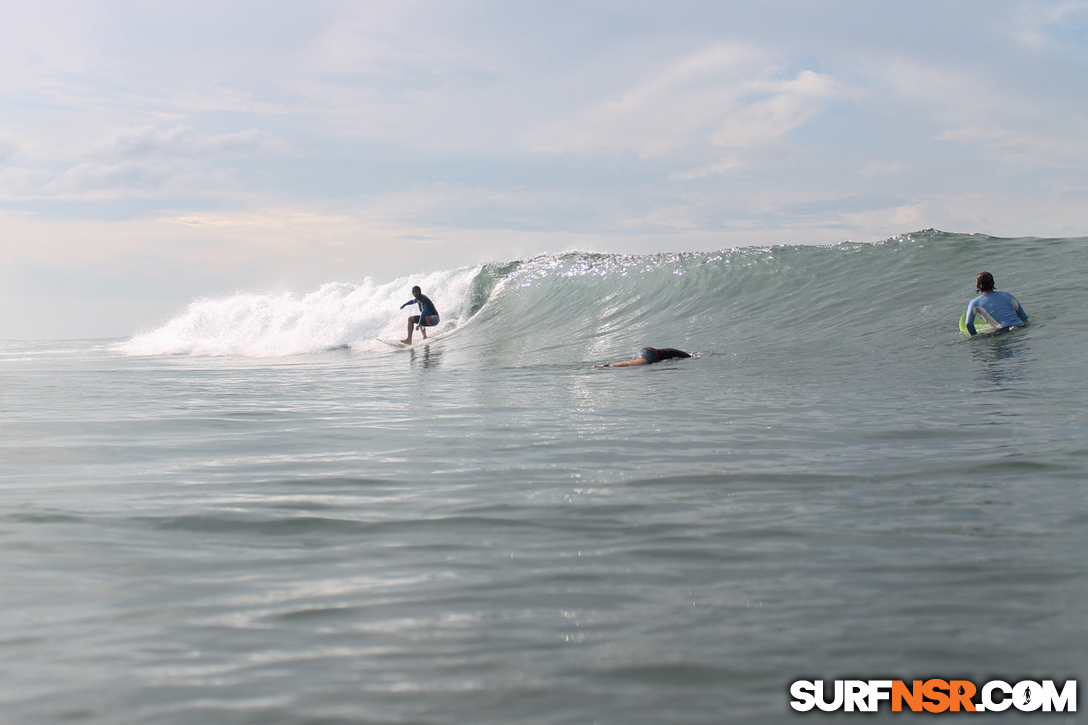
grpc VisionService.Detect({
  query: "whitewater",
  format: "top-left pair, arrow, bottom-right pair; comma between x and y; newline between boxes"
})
2,230 -> 1086,723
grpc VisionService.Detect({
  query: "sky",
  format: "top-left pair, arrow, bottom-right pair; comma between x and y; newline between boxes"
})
1,0 -> 1086,339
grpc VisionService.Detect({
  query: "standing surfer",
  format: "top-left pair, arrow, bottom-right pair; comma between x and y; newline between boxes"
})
964,272 -> 1028,335
400,286 -> 440,344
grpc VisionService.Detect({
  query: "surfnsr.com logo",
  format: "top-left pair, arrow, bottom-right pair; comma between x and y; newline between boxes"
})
790,679 -> 1076,713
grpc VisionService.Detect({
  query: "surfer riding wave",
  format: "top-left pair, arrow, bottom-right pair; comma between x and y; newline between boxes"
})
400,286 -> 440,344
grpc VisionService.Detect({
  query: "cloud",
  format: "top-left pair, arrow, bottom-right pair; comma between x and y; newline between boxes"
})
525,43 -> 839,171
710,70 -> 838,148
935,126 -> 1015,145
882,60 -> 989,114
1010,0 -> 1088,49
881,58 -> 1088,165
41,162 -> 238,199
0,135 -> 20,164
104,124 -> 286,159
0,166 -> 50,197
526,43 -> 761,157
0,124 -> 287,200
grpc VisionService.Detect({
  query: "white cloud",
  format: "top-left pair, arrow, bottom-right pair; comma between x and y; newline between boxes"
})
882,60 -> 992,115
525,44 -> 839,165
0,124 -> 286,200
880,57 -> 1088,166
0,135 -> 20,164
104,125 -> 286,159
1009,0 -> 1088,48
526,43 -> 761,157
711,70 -> 838,148
935,126 -> 1011,144
0,166 -> 50,197
41,162 -> 238,199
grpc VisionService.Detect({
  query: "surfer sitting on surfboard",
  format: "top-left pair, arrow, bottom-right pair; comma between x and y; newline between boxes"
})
594,347 -> 691,368
399,286 -> 440,344
965,272 -> 1028,335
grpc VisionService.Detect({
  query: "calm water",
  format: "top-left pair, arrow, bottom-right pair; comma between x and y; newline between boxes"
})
2,231 -> 1086,723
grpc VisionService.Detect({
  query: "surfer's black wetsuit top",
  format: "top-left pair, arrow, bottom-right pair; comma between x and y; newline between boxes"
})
639,347 -> 691,364
401,294 -> 439,324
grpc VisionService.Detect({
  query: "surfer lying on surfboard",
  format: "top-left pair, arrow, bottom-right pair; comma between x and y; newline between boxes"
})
594,347 -> 691,368
964,272 -> 1028,335
399,286 -> 440,344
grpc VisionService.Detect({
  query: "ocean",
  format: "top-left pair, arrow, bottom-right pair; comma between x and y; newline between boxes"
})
1,230 -> 1085,723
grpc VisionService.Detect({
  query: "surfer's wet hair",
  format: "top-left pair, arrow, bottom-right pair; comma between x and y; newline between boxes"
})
976,272 -> 995,293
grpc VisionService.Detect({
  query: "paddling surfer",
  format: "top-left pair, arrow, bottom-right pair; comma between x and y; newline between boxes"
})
594,347 -> 691,367
400,286 -> 440,344
964,272 -> 1028,335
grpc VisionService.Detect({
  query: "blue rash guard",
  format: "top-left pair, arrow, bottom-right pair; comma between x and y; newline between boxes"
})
965,291 -> 1027,335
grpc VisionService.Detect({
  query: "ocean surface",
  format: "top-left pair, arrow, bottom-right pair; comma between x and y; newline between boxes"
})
1,230 -> 1086,724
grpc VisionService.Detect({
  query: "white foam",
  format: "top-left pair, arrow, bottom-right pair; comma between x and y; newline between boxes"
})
122,267 -> 481,357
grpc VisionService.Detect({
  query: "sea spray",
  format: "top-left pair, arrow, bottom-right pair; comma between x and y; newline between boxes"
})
122,266 -> 485,356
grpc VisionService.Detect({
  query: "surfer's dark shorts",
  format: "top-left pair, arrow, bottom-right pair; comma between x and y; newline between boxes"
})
419,315 -> 439,327
639,347 -> 660,363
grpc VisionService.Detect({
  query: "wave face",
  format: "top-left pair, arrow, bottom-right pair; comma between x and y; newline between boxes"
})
122,230 -> 1085,361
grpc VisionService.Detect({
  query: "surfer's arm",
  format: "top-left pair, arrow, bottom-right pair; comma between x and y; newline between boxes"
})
1013,297 -> 1028,323
595,358 -> 649,368
965,302 -> 978,335
400,299 -> 418,310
